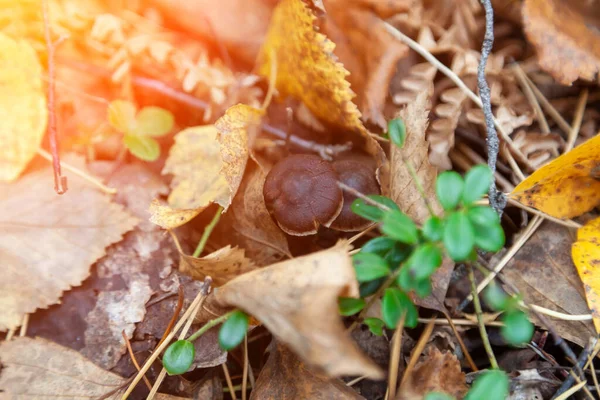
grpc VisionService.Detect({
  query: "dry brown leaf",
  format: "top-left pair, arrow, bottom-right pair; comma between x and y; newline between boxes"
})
523,0 -> 600,85
0,163 -> 138,331
216,104 -> 264,206
219,164 -> 292,265
398,347 -> 468,399
503,222 -> 595,347
250,341 -> 365,400
179,245 -> 257,286
0,32 -> 47,182
163,125 -> 229,210
149,199 -> 203,229
393,62 -> 438,106
214,241 -> 383,379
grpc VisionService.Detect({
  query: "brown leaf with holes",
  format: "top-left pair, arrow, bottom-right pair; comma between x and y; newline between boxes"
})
523,0 -> 600,85
214,241 -> 383,379
503,222 -> 595,347
251,341 -> 365,400
179,245 -> 257,286
0,162 -> 138,331
398,347 -> 468,399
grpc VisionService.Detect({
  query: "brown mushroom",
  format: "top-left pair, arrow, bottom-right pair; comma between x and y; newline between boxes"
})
263,154 -> 343,236
330,156 -> 380,232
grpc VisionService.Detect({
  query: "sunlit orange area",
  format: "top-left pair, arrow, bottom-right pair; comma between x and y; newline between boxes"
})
2,0 -> 600,398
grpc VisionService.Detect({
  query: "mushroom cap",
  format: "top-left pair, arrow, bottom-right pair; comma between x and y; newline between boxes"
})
263,154 -> 343,236
330,156 -> 380,232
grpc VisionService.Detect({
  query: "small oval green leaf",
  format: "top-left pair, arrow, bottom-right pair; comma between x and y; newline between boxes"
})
135,106 -> 175,137
501,311 -> 534,346
388,118 -> 407,148
423,216 -> 444,242
108,100 -> 136,133
407,243 -> 443,281
124,135 -> 160,162
462,165 -> 493,204
467,206 -> 499,227
364,317 -> 385,336
381,210 -> 418,244
361,236 -> 396,256
483,283 -> 508,311
163,339 -> 195,375
218,310 -> 249,350
359,277 -> 386,297
424,393 -> 455,400
382,288 -> 418,329
338,297 -> 366,316
443,212 -> 474,261
352,253 -> 391,282
436,171 -> 464,210
465,370 -> 509,400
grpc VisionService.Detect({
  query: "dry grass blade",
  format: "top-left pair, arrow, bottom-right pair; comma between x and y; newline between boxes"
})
511,64 -> 550,134
400,317 -> 436,388
122,330 -> 152,391
387,316 -> 405,400
565,89 -> 588,153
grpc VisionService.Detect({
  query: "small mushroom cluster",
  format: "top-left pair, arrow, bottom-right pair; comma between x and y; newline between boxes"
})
263,153 -> 380,236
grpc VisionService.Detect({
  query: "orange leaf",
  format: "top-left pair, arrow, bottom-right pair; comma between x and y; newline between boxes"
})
572,216 -> 600,333
510,134 -> 600,219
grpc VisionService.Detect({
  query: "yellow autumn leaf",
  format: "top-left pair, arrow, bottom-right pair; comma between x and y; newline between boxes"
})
216,104 -> 264,206
510,133 -> 600,218
572,216 -> 600,333
0,32 -> 47,182
149,199 -> 203,229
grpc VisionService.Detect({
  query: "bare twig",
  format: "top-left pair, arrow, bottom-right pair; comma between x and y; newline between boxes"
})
262,124 -> 352,160
122,330 -> 152,391
553,338 -> 597,399
443,314 -> 479,371
156,285 -> 185,349
400,316 -> 436,387
478,0 -> 506,215
42,0 -> 68,194
223,363 -> 238,400
337,182 -> 391,211
505,198 -> 582,229
468,265 -> 498,369
242,334 -> 249,400
388,316 -> 405,400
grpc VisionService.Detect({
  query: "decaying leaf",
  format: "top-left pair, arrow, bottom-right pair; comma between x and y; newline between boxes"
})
180,245 -> 257,286
503,222 -> 595,347
149,199 -> 203,229
398,347 -> 468,399
523,0 -> 600,85
214,241 -> 383,379
163,125 -> 229,210
251,341 -> 365,400
572,216 -> 600,333
511,133 -> 600,219
0,32 -> 47,182
0,163 -> 138,331
217,104 -> 264,206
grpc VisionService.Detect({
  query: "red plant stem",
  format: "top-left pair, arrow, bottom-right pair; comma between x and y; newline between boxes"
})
42,0 -> 67,194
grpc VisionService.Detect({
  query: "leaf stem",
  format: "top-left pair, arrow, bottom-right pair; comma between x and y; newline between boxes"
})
187,310 -> 235,342
467,264 -> 499,369
193,206 -> 224,258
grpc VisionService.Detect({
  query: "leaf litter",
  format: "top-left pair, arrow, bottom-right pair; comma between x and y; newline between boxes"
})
1,0 -> 600,399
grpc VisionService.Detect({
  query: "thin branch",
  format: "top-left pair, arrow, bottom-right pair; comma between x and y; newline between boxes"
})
242,334 -> 249,400
468,264 -> 498,369
337,181 -> 390,211
223,363 -> 238,400
443,314 -> 479,371
262,124 -> 353,160
122,330 -> 152,391
156,285 -> 185,349
42,0 -> 67,194
553,338 -> 597,399
400,316 -> 436,387
478,0 -> 506,215
387,315 -> 405,400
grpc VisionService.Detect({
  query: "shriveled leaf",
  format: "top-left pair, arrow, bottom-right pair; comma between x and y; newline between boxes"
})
0,162 -> 138,331
0,337 -> 126,399
523,0 -> 600,85
124,134 -> 160,162
214,241 -> 383,379
572,216 -> 600,333
511,134 -> 600,219
149,199 -> 203,229
135,106 -> 174,137
0,32 -> 47,182
390,88 -> 442,224
216,104 -> 264,206
251,341 -> 366,400
180,245 -> 257,286
504,222 -> 595,347
399,347 -> 468,399
107,99 -> 136,134
163,125 -> 229,210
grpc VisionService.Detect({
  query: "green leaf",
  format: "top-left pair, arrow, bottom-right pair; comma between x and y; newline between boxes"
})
381,210 -> 418,245
474,222 -> 505,253
407,243 -> 442,281
388,118 -> 406,148
369,195 -> 401,211
124,135 -> 160,162
108,100 -> 136,133
351,196 -> 400,222
382,288 -> 418,329
462,165 -> 493,204
163,340 -> 195,375
414,278 -> 432,298
424,393 -> 455,400
465,370 -> 509,400
397,265 -> 432,298
501,311 -> 534,346
385,242 -> 413,269
359,277 -> 385,297
364,318 -> 385,336
353,253 -> 391,282
218,310 -> 249,350
338,297 -> 366,316
443,212 -> 474,262
361,237 -> 396,256
134,106 -> 175,137
483,283 -> 508,311
436,171 -> 464,210
467,206 -> 499,227
423,216 -> 444,242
